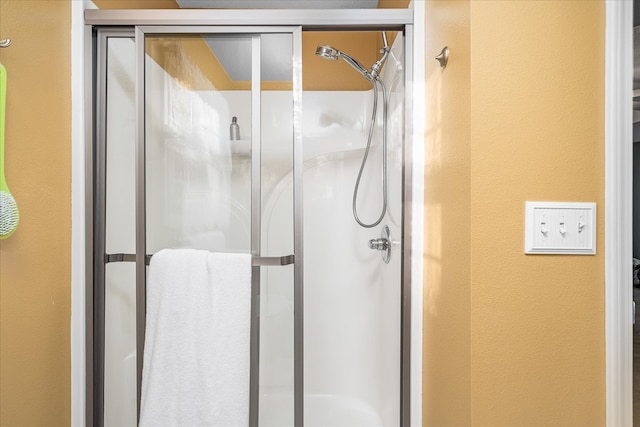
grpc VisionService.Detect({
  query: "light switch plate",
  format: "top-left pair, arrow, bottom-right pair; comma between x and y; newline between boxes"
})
524,201 -> 596,255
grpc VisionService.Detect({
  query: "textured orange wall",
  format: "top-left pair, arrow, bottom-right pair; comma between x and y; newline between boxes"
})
0,2 -> 606,426
0,1 -> 71,426
423,1 -> 606,426
469,1 -> 605,424
423,1 -> 471,426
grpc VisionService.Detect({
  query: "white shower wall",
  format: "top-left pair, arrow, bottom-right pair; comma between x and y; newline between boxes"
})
103,34 -> 403,427
300,36 -> 403,427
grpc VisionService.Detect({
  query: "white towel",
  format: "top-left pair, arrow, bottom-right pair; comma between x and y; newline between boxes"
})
139,249 -> 252,427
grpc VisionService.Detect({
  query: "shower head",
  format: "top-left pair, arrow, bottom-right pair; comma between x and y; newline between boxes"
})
315,45 -> 373,82
315,45 -> 339,61
315,32 -> 390,82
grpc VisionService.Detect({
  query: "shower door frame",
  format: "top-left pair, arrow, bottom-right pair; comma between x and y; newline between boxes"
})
85,8 -> 416,427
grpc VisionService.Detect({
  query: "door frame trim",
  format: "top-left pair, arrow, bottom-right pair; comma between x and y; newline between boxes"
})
84,8 -> 412,27
605,1 -> 634,426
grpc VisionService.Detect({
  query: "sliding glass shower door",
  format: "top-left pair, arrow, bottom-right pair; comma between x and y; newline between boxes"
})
89,11 -> 415,426
141,28 -> 302,427
93,26 -> 302,427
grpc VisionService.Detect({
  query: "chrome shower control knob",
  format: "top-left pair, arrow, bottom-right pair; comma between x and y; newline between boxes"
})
369,225 -> 392,264
369,238 -> 389,251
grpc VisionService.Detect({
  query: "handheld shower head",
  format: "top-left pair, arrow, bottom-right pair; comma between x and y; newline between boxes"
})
314,32 -> 392,229
315,44 -> 373,81
315,45 -> 339,60
315,32 -> 390,82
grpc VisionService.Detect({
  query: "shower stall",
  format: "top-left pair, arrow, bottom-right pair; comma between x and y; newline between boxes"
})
85,8 -> 416,427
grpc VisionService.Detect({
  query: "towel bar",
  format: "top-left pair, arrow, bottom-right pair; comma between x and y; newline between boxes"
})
104,252 -> 294,266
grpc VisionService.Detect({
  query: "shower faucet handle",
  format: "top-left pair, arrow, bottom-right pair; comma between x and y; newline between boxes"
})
368,225 -> 392,264
368,238 -> 389,251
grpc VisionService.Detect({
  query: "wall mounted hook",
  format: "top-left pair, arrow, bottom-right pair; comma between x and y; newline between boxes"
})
435,46 -> 449,69
0,39 -> 11,48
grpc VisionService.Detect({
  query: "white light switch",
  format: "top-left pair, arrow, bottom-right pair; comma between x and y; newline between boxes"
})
524,201 -> 596,255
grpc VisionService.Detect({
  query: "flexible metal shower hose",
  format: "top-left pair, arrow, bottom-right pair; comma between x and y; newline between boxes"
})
352,77 -> 388,228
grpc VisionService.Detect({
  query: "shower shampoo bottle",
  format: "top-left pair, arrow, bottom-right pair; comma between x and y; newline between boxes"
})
230,116 -> 240,140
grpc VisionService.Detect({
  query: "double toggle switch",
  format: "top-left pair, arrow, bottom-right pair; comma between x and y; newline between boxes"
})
524,201 -> 596,255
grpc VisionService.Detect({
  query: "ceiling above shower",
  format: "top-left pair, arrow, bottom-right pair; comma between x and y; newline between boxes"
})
175,0 -> 379,8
